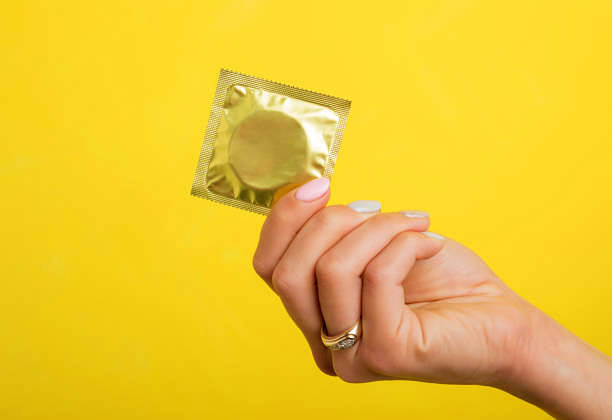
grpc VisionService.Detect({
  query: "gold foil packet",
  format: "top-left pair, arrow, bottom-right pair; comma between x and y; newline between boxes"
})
191,69 -> 351,215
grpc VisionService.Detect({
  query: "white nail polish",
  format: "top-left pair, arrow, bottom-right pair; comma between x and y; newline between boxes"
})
348,200 -> 381,213
423,231 -> 444,240
400,210 -> 429,218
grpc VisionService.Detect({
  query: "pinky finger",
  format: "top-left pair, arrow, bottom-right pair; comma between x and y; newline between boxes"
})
361,231 -> 444,344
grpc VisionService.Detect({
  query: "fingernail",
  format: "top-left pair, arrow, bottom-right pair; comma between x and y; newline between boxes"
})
295,178 -> 330,202
423,231 -> 444,240
400,210 -> 429,218
348,200 -> 381,213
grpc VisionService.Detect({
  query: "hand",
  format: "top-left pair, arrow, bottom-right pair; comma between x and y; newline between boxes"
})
252,179 -> 612,419
252,178 -> 431,375
252,178 -> 530,384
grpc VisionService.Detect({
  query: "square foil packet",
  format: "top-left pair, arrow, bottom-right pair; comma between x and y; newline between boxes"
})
191,69 -> 351,215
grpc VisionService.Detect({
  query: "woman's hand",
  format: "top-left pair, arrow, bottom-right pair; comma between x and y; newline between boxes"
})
252,179 -> 612,419
252,178 -> 529,384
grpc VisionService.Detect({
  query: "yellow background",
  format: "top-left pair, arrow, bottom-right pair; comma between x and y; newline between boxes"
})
2,1 -> 611,419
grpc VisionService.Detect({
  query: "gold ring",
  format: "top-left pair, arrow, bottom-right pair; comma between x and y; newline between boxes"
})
320,319 -> 362,351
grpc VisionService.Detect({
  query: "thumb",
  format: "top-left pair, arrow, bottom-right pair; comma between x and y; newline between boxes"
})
252,177 -> 331,282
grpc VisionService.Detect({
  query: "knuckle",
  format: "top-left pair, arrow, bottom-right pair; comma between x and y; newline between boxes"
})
393,232 -> 422,255
251,253 -> 270,280
270,262 -> 293,296
315,252 -> 345,284
363,261 -> 393,288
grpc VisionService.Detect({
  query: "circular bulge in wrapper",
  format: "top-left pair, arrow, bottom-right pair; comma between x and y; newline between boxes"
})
228,110 -> 309,191
191,69 -> 351,215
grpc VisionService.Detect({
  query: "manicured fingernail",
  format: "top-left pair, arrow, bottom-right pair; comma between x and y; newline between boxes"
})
295,178 -> 330,202
423,231 -> 444,240
348,200 -> 381,213
400,210 -> 429,218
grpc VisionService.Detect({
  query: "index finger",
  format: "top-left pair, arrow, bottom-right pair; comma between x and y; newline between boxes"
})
252,177 -> 331,283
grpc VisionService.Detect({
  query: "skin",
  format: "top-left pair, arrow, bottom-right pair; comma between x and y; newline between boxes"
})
252,187 -> 612,419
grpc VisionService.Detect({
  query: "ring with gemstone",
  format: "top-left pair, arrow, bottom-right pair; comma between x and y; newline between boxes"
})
320,319 -> 362,351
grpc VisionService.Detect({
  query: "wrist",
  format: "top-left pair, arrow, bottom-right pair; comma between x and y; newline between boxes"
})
498,304 -> 612,419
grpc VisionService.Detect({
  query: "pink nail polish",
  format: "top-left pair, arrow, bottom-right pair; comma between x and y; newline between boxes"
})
295,178 -> 330,202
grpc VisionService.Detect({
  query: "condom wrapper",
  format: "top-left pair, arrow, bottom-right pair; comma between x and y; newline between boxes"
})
191,69 -> 351,215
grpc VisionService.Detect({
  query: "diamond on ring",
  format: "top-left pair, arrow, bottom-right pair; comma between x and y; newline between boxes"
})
333,337 -> 356,350
320,319 -> 362,351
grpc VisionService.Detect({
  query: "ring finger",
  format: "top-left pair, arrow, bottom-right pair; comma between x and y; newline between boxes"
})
315,211 -> 430,369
